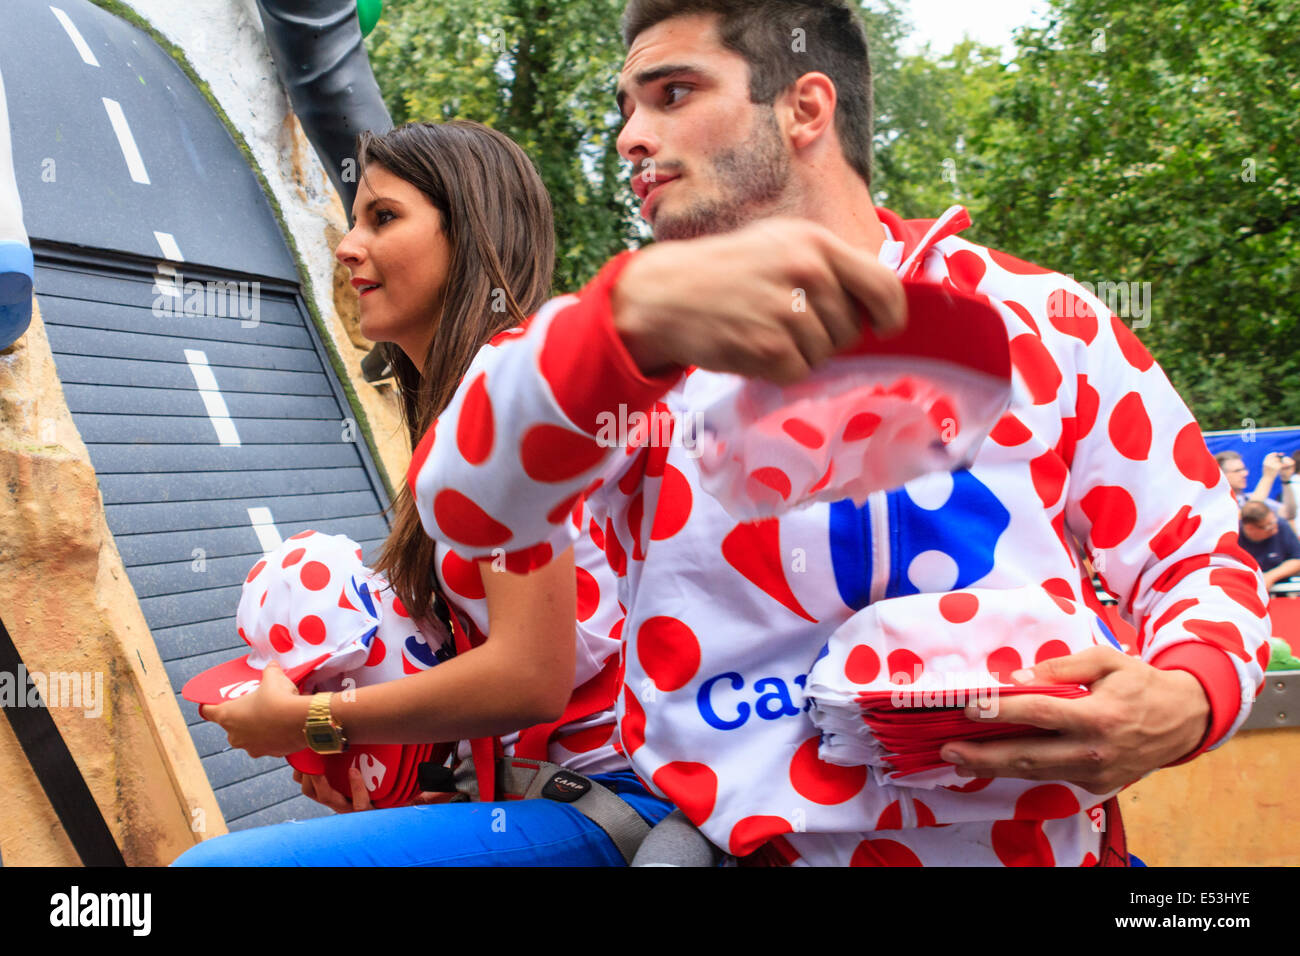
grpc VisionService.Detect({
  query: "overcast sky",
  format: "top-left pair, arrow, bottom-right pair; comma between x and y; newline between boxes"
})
897,0 -> 1052,59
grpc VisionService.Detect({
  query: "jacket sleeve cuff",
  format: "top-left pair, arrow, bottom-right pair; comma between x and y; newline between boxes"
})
540,251 -> 685,434
1150,642 -> 1241,766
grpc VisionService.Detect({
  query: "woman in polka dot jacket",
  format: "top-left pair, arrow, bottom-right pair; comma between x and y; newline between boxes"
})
179,122 -> 672,866
408,202 -> 1271,866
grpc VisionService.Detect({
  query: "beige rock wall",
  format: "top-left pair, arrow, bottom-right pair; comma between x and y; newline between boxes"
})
0,301 -> 224,866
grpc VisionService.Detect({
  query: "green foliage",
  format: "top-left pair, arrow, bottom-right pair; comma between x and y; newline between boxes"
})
871,36 -> 1007,218
366,1 -> 1299,430
962,0 -> 1300,430
367,0 -> 636,292
366,1 -> 911,291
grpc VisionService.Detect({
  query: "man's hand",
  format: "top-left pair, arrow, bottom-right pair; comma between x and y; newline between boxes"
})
292,766 -> 454,813
1281,455 -> 1296,482
1262,452 -> 1284,477
612,218 -> 907,384
938,647 -> 1210,795
198,661 -> 309,759
1263,558 -> 1300,588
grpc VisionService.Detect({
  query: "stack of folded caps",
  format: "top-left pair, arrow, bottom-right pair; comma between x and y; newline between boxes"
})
805,586 -> 1122,790
182,531 -> 453,808
687,279 -> 1012,520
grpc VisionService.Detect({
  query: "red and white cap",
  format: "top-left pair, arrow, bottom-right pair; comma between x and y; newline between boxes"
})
181,532 -> 386,705
688,280 -> 1013,519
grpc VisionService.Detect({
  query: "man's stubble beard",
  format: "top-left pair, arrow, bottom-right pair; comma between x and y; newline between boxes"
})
651,106 -> 795,242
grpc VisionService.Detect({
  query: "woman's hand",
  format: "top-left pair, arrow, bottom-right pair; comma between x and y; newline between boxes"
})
199,661 -> 310,758
292,766 -> 455,813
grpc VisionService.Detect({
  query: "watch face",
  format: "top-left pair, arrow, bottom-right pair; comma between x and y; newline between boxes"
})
307,728 -> 342,751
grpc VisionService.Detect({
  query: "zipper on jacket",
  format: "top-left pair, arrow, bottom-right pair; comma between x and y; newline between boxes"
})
900,791 -> 917,829
867,490 -> 891,603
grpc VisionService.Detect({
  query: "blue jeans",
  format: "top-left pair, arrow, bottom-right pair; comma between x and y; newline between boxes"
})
172,772 -> 674,867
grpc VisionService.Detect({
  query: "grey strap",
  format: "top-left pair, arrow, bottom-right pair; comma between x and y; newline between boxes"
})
631,808 -> 725,867
453,756 -> 651,864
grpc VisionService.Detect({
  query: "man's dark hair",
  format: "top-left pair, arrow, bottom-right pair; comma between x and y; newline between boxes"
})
1241,501 -> 1272,526
622,0 -> 874,187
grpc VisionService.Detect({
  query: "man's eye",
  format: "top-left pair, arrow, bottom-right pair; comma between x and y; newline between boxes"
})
665,84 -> 689,105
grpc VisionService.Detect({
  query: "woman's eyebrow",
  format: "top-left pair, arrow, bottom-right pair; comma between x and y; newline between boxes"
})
351,196 -> 403,220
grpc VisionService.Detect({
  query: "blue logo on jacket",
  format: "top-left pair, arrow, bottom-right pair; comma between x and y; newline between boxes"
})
829,470 -> 1011,609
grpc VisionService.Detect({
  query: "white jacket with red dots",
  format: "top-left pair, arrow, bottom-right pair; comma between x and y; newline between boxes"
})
408,206 -> 1268,866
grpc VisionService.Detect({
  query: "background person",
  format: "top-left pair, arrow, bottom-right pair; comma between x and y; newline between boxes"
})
1239,501 -> 1300,590
1280,452 -> 1299,532
1217,449 -> 1296,520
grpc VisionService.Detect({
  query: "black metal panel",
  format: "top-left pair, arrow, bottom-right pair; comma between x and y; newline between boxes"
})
74,414 -> 354,445
215,765 -> 310,822
43,324 -> 325,373
151,618 -> 250,664
67,386 -> 341,421
114,515 -> 390,566
203,747 -> 287,792
96,466 -> 372,505
138,585 -> 249,631
36,266 -> 306,327
89,442 -> 365,475
133,557 -> 258,601
2,0 -> 299,279
188,720 -> 233,759
229,795 -> 333,830
40,295 -> 316,349
53,355 -> 337,397
104,492 -> 381,536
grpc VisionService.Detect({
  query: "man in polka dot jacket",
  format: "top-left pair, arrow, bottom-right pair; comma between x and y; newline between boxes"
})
407,0 -> 1270,865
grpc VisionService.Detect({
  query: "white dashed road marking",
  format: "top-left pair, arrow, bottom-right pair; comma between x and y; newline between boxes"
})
154,231 -> 183,261
246,507 -> 283,554
102,97 -> 150,184
183,348 -> 241,447
50,6 -> 100,67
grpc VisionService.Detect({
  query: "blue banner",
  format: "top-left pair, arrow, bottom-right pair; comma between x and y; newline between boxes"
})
1202,426 -> 1300,503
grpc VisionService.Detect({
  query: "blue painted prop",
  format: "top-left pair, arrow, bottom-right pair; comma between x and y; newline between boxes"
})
0,239 -> 32,350
1204,427 -> 1300,504
0,61 -> 31,351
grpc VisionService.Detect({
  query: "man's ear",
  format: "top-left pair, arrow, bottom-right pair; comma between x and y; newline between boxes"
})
781,72 -> 837,150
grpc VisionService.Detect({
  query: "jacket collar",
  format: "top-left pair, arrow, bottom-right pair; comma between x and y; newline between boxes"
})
876,204 -> 973,280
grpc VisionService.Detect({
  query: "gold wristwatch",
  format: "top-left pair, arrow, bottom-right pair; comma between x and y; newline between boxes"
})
303,692 -> 348,754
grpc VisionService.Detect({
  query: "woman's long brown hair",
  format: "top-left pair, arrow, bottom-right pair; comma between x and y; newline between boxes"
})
362,121 -> 556,624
